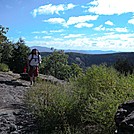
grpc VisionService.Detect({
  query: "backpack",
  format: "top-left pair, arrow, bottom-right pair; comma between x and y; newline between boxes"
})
28,49 -> 40,65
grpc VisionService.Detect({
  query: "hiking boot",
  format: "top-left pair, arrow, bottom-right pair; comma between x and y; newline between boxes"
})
33,80 -> 35,84
30,81 -> 33,86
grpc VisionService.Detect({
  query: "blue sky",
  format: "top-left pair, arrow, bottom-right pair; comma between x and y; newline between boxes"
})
1,0 -> 134,52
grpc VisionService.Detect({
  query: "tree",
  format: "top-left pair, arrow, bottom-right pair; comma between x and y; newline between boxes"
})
42,50 -> 68,79
11,38 -> 30,73
114,58 -> 133,75
41,50 -> 70,79
0,25 -> 9,44
1,41 -> 13,65
41,50 -> 83,80
70,63 -> 83,78
0,25 -> 9,62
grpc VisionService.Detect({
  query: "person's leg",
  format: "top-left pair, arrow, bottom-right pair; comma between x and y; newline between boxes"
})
33,76 -> 35,83
30,76 -> 33,85
33,67 -> 39,84
28,66 -> 34,85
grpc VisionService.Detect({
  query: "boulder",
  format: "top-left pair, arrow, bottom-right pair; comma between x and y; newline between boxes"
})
115,100 -> 134,134
20,73 -> 66,84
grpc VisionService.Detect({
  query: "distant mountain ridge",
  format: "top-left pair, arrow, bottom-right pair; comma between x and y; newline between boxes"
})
30,46 -> 117,54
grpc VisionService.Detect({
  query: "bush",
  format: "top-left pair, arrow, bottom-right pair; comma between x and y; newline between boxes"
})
0,63 -> 9,72
25,82 -> 82,133
72,65 -> 134,133
25,65 -> 134,134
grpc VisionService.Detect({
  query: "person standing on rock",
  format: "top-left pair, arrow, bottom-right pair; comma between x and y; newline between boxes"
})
27,49 -> 42,85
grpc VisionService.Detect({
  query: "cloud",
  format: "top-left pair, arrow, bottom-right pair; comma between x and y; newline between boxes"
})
105,20 -> 114,26
43,36 -> 52,39
94,25 -> 106,31
128,18 -> 134,24
43,15 -> 98,28
32,3 -> 76,17
34,36 -> 41,39
43,18 -> 66,25
114,28 -> 128,32
67,3 -> 76,9
67,15 -> 98,26
32,31 -> 48,34
93,33 -> 134,51
50,29 -> 64,33
88,0 -> 134,15
75,23 -> 94,28
26,32 -> 134,52
94,25 -> 128,32
64,34 -> 84,38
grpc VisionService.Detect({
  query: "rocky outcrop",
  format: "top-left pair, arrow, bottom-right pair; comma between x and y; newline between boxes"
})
0,71 -> 38,133
115,100 -> 134,134
20,73 -> 66,84
0,71 -> 66,133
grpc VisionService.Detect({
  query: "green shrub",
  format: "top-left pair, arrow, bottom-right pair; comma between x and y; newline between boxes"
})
0,63 -> 9,72
72,65 -> 134,133
25,82 -> 81,133
25,65 -> 134,134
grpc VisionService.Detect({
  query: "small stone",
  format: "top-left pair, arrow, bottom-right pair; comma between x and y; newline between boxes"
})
11,131 -> 18,134
10,124 -> 17,132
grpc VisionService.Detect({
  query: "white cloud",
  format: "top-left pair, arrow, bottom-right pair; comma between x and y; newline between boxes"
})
94,25 -> 105,31
43,18 -> 66,25
114,28 -> 128,32
26,32 -> 134,52
75,23 -> 93,28
105,20 -> 114,26
95,33 -> 134,51
43,15 -> 98,27
94,25 -> 128,32
88,0 -> 134,15
32,31 -> 48,34
43,36 -> 52,39
67,3 -> 76,9
128,18 -> 134,24
64,34 -> 84,39
67,15 -> 98,26
32,31 -> 40,34
50,29 -> 64,33
32,3 -> 76,17
34,36 -> 41,39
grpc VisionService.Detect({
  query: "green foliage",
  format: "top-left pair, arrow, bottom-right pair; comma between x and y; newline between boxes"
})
72,65 -> 134,133
43,50 -> 68,79
25,82 -> 78,133
70,63 -> 83,78
1,42 -> 13,65
65,52 -> 134,70
0,63 -> 9,72
41,50 -> 82,80
10,38 -> 30,73
114,58 -> 133,75
0,25 -> 10,63
25,65 -> 134,134
0,26 -> 31,73
0,25 -> 9,44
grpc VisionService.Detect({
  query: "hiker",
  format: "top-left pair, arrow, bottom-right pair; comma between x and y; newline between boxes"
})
27,49 -> 42,85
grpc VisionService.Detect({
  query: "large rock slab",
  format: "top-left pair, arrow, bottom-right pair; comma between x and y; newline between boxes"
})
115,100 -> 134,134
0,71 -> 38,133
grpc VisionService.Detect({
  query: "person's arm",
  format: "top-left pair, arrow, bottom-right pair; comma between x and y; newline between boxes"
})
39,55 -> 42,64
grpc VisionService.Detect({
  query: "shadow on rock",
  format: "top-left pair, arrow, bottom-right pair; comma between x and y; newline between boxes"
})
0,80 -> 28,87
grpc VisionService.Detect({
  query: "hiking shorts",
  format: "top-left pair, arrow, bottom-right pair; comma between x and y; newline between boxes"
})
28,66 -> 39,77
